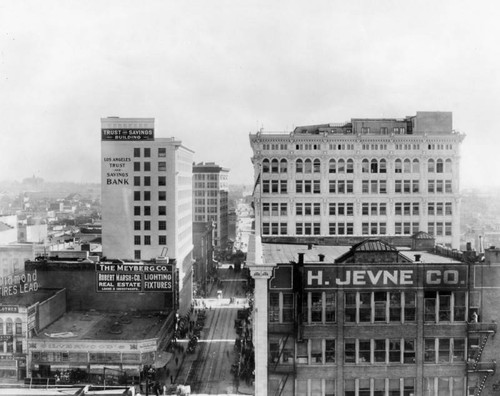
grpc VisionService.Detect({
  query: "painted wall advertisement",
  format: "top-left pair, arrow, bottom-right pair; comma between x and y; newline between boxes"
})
0,271 -> 39,297
103,156 -> 131,186
299,264 -> 468,290
95,263 -> 174,293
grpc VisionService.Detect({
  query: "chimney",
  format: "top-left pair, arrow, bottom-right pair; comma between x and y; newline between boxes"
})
318,254 -> 325,262
298,253 -> 304,264
307,243 -> 313,250
414,254 -> 421,262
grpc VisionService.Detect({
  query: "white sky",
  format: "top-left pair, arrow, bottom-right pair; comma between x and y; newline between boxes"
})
0,0 -> 499,188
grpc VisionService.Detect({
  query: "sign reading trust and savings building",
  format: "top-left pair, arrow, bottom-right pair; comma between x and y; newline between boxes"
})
101,128 -> 154,141
95,263 -> 174,293
303,265 -> 468,290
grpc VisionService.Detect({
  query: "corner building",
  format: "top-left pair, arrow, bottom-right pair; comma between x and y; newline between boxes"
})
248,237 -> 500,396
249,111 -> 464,248
101,117 -> 194,312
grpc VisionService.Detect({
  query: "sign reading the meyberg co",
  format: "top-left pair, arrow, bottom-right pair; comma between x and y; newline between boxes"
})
101,128 -> 154,141
302,264 -> 467,290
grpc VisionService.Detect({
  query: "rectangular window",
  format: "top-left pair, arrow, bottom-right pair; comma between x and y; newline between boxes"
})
158,206 -> 166,216
134,221 -> 141,231
144,221 -> 151,231
325,292 -> 335,322
311,292 -> 322,322
269,293 -> 279,323
144,235 -> 151,245
325,340 -> 335,363
359,292 -> 371,322
134,191 -> 141,201
359,340 -> 371,363
159,176 -> 166,186
345,293 -> 356,322
362,180 -> 369,194
144,148 -> 151,157
134,176 -> 140,186
283,293 -> 294,322
344,339 -> 356,363
144,206 -> 151,216
158,221 -> 166,230
144,191 -> 151,201
144,176 -> 150,186
424,338 -> 436,363
311,339 -> 322,363
134,235 -> 141,245
389,292 -> 401,322
374,339 -> 386,362
389,339 -> 401,363
158,191 -> 166,201
404,340 -> 416,363
144,162 -> 151,171
134,206 -> 140,216
134,148 -> 140,157
158,162 -> 166,171
159,235 -> 167,245
158,147 -> 166,157
405,292 -> 416,322
134,250 -> 141,260
374,292 -> 387,322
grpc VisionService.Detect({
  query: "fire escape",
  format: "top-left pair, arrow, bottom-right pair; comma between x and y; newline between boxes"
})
467,322 -> 497,396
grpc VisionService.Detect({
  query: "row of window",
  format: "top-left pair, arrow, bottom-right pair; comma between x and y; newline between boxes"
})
134,221 -> 167,231
0,318 -> 22,335
293,377 -> 417,396
193,173 -> 219,180
261,158 -> 453,174
344,338 -> 417,364
133,206 -> 166,216
262,222 -> 453,237
269,291 -> 468,324
263,202 -> 453,217
134,235 -> 167,245
133,162 -> 167,172
262,180 -> 453,194
134,191 -> 167,201
133,176 -> 166,186
0,340 -> 23,354
193,182 -> 219,189
133,147 -> 166,158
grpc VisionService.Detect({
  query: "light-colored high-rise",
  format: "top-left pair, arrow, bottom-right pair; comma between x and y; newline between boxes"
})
249,111 -> 464,248
192,162 -> 229,250
101,117 -> 194,312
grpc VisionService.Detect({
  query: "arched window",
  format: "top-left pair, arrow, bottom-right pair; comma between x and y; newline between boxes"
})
304,159 -> 312,173
403,159 -> 411,173
280,159 -> 288,173
296,159 -> 303,173
262,159 -> 270,173
5,319 -> 13,335
412,159 -> 420,173
436,159 -> 444,173
346,159 -> 354,174
370,159 -> 378,173
271,159 -> 279,173
313,159 -> 321,173
362,159 -> 369,173
338,159 -> 345,173
15,319 -> 22,335
329,159 -> 336,173
379,159 -> 387,173
445,159 -> 452,173
395,159 -> 402,174
428,159 -> 435,173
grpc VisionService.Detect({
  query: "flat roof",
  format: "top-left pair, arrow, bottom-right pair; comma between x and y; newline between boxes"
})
0,288 -> 62,307
258,242 -> 462,265
35,310 -> 170,341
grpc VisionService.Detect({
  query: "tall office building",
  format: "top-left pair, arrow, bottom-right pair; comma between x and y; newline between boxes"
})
101,117 -> 194,312
192,162 -> 229,250
249,111 -> 464,249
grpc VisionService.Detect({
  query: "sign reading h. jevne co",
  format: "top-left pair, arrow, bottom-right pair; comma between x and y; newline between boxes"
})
303,264 -> 467,290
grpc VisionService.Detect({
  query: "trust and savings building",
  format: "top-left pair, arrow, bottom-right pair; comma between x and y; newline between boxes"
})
247,236 -> 500,396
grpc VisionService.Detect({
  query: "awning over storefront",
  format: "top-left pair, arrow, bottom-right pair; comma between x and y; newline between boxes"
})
153,352 -> 172,369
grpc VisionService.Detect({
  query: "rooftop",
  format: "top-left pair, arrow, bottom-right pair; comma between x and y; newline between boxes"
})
35,310 -> 170,341
0,288 -> 62,307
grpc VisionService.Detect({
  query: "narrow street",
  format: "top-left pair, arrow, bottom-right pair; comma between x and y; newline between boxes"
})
173,268 -> 253,395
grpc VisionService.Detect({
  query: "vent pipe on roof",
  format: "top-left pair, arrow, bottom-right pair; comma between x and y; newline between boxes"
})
308,243 -> 313,250
414,254 -> 421,262
318,254 -> 325,262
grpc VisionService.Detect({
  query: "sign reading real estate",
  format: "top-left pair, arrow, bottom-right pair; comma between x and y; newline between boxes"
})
95,263 -> 174,293
101,128 -> 154,141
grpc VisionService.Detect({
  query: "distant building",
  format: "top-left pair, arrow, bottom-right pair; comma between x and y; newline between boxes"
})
192,162 -> 229,250
101,117 -> 194,313
249,111 -> 464,249
192,222 -> 215,297
248,236 -> 500,396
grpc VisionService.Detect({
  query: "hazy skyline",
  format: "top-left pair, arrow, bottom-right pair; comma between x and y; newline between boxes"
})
0,0 -> 499,188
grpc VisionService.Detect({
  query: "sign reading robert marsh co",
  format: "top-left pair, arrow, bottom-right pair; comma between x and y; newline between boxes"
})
303,265 -> 468,289
101,128 -> 154,141
95,263 -> 174,293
